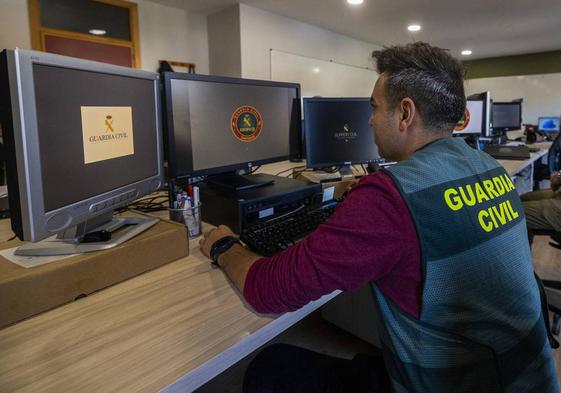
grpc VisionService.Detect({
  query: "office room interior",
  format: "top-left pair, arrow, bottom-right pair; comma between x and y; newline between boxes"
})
1,0 -> 561,392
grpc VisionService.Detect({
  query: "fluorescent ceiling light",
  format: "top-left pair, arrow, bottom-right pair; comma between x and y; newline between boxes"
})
89,29 -> 107,36
347,0 -> 364,5
407,24 -> 421,32
312,67 -> 320,73
461,49 -> 473,56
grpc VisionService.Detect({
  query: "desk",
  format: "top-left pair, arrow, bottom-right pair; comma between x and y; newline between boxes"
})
0,203 -> 338,392
496,142 -> 551,195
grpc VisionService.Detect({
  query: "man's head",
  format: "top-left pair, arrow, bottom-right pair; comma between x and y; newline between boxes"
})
369,42 -> 466,161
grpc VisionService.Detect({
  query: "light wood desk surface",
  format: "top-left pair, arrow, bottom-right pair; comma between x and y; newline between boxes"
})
497,141 -> 551,177
0,160 -> 339,393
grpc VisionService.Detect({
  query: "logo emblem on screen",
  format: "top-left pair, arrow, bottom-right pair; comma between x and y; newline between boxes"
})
334,124 -> 357,143
105,115 -> 115,132
231,106 -> 263,142
454,107 -> 471,131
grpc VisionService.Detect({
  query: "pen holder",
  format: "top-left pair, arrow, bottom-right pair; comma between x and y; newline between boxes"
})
169,202 -> 202,239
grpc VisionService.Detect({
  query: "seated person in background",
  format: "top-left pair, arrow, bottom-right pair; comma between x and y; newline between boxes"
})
522,170 -> 561,243
201,42 -> 558,393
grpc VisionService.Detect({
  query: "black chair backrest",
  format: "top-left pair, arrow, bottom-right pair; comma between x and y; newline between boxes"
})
548,133 -> 561,172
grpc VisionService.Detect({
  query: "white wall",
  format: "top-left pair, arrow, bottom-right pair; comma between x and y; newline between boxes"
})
466,73 -> 561,125
0,0 -> 32,50
271,50 -> 377,97
238,4 -> 380,82
207,5 -> 241,77
0,0 -> 209,74
134,0 -> 209,73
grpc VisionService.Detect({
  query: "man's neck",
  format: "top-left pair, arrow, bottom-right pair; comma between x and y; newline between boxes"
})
399,131 -> 451,161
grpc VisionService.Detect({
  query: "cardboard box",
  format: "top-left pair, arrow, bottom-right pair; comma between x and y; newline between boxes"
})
0,212 -> 189,329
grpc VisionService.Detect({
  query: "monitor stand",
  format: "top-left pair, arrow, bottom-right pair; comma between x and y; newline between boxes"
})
338,165 -> 355,178
208,172 -> 275,191
14,212 -> 159,256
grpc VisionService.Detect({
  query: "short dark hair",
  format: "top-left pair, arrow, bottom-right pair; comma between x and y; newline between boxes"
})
372,42 -> 466,133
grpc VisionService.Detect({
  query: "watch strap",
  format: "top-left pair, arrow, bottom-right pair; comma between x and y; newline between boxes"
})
210,236 -> 240,267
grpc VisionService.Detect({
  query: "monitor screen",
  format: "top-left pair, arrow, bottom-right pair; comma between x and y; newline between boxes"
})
33,64 -> 158,212
165,73 -> 300,178
453,99 -> 485,135
538,117 -> 561,133
492,102 -> 522,131
303,98 -> 380,168
0,49 -> 163,244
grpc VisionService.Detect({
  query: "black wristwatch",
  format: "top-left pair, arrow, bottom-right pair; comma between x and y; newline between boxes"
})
210,236 -> 240,267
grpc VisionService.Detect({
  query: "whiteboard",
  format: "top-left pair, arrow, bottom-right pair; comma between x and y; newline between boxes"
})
465,73 -> 561,125
270,49 -> 378,98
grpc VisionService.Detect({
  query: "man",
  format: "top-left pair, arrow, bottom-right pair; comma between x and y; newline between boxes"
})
200,42 -> 558,393
522,170 -> 561,243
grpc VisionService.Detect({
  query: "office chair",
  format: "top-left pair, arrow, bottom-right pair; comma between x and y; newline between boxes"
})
548,133 -> 561,173
533,132 -> 561,189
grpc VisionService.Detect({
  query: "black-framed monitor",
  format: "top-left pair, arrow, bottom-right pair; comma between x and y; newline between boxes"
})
492,102 -> 522,132
0,49 -> 164,256
303,97 -> 380,176
453,99 -> 486,135
164,73 -> 301,190
538,117 -> 561,133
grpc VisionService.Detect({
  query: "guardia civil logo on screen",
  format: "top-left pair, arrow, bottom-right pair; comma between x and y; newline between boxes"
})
230,106 -> 263,142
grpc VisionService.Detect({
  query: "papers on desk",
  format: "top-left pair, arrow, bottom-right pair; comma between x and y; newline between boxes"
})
0,246 -> 76,268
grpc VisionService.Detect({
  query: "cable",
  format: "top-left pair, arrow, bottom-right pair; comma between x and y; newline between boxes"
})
275,165 -> 306,177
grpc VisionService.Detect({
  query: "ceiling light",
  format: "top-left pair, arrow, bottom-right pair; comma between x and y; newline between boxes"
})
461,49 -> 473,56
312,67 -> 320,73
347,0 -> 364,5
407,24 -> 421,32
89,29 -> 107,36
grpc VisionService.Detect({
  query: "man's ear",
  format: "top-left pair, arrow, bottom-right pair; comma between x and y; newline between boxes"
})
399,98 -> 416,131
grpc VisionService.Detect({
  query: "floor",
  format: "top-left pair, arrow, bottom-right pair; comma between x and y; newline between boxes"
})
196,235 -> 561,393
532,234 -> 561,385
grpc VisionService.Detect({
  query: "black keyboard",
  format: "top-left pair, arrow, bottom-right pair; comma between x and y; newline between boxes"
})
240,201 -> 338,256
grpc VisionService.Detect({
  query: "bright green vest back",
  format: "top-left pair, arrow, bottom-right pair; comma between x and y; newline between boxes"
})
377,138 -> 558,393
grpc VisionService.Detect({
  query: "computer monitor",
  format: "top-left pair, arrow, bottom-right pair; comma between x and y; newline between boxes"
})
538,117 -> 561,133
453,99 -> 485,135
164,73 -> 301,190
492,102 -> 522,132
303,98 -> 380,175
467,91 -> 492,136
0,49 -> 164,256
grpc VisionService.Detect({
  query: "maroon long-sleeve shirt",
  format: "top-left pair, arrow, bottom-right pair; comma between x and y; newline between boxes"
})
243,171 -> 423,318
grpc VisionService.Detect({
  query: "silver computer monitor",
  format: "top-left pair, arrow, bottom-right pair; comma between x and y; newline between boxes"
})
0,49 -> 164,255
467,91 -> 492,136
453,99 -> 485,135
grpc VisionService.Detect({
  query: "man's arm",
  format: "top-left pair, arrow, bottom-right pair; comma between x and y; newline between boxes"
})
199,225 -> 261,293
199,172 -> 422,316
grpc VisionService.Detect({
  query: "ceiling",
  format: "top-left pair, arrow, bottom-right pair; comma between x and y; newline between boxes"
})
150,0 -> 561,60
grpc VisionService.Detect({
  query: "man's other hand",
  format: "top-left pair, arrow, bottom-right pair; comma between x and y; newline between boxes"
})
199,225 -> 236,259
550,172 -> 561,192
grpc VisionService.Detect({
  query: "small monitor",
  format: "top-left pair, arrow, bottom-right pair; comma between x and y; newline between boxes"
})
492,102 -> 522,132
0,49 -> 163,255
303,98 -> 380,171
538,117 -> 561,133
164,73 -> 301,188
454,99 -> 485,135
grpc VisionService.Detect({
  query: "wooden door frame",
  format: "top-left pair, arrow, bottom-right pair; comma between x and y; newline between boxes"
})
28,0 -> 141,68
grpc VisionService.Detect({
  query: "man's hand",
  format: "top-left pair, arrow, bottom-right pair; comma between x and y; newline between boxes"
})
343,178 -> 360,197
551,172 -> 561,192
199,225 -> 236,259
